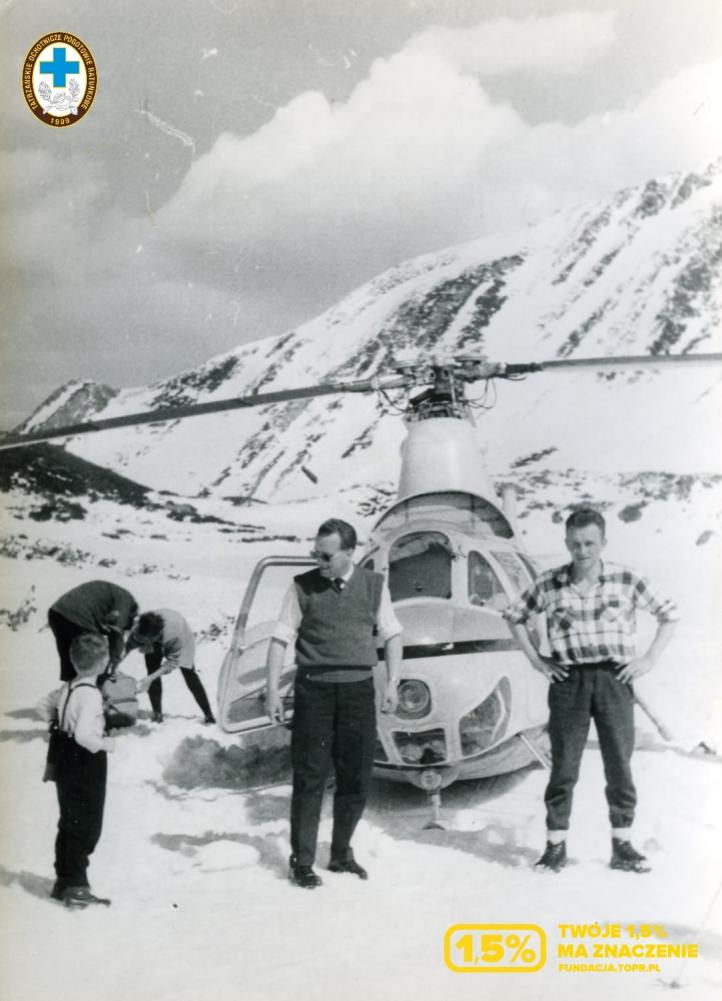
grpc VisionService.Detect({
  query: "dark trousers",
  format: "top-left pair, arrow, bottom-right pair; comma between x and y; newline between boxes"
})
48,610 -> 86,681
54,735 -> 107,888
290,672 -> 376,867
144,647 -> 214,719
545,663 -> 636,831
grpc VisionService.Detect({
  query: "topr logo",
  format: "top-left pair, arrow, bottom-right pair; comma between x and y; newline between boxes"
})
22,33 -> 97,127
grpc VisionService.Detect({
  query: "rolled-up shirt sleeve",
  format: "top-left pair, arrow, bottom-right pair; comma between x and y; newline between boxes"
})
377,583 -> 402,642
632,574 -> 679,623
271,584 -> 302,644
503,582 -> 546,625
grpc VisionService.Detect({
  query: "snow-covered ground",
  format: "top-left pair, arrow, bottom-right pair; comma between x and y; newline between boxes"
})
0,486 -> 720,1001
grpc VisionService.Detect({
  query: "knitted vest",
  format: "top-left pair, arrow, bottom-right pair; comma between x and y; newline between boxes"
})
294,567 -> 383,668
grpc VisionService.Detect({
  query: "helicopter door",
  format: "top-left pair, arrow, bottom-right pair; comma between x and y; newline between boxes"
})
217,556 -> 315,733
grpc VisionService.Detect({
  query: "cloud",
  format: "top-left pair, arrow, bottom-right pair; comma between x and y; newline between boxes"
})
0,147 -> 265,423
0,150 -> 110,278
158,11 -> 618,247
4,10 -> 722,425
153,13 -> 721,300
478,57 -> 722,223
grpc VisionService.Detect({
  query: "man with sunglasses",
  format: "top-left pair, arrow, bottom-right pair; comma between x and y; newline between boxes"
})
266,518 -> 402,889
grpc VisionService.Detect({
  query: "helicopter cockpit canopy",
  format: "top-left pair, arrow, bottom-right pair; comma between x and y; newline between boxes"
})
372,491 -> 513,540
360,532 -> 531,640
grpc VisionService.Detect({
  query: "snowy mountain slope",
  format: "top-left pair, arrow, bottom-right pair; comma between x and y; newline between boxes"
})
15,158 -> 722,501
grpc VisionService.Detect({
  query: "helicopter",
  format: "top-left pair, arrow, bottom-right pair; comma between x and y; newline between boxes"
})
2,349 -> 720,823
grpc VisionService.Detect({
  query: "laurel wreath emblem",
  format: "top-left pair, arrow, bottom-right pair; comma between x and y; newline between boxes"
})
37,78 -> 80,115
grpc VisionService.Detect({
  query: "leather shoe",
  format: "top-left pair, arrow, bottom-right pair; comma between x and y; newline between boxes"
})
534,841 -> 567,873
289,856 -> 322,889
610,838 -> 650,873
328,855 -> 368,880
63,886 -> 111,908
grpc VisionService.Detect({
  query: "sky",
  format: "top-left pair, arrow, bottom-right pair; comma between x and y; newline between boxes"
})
2,0 -> 722,429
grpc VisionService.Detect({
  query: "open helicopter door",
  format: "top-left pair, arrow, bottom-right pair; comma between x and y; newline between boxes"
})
217,556 -> 315,733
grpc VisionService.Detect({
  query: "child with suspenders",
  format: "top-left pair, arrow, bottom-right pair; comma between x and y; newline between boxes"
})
38,633 -> 115,908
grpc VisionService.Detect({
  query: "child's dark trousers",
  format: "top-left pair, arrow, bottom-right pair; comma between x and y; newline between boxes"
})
54,734 -> 107,889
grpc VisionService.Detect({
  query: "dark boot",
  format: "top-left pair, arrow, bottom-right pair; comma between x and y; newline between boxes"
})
63,886 -> 111,908
610,838 -> 650,873
289,854 -> 322,889
534,841 -> 567,872
328,850 -> 368,880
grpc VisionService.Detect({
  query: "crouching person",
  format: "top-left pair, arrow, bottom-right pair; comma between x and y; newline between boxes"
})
128,610 -> 215,725
38,633 -> 115,908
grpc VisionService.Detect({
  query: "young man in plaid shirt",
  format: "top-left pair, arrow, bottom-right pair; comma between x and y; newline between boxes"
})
504,508 -> 678,873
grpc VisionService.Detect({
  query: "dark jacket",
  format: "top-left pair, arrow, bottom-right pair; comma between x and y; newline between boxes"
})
51,580 -> 138,662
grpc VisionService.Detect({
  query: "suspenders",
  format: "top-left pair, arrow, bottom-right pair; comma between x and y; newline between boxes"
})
58,682 -> 98,735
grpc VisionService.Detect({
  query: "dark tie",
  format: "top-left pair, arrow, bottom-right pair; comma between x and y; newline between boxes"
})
332,578 -> 345,593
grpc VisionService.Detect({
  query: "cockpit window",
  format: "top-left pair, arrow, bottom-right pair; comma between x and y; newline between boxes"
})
468,551 -> 509,610
517,553 -> 539,581
491,550 -> 531,595
389,532 -> 452,601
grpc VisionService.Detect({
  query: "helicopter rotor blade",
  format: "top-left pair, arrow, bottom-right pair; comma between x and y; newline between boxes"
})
0,375 -> 396,452
3,351 -> 720,452
501,352 -> 722,376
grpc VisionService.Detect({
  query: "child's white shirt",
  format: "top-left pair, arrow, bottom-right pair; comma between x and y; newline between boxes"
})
37,680 -> 112,753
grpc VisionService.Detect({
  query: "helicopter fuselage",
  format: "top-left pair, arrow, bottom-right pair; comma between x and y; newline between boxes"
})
361,506 -> 549,789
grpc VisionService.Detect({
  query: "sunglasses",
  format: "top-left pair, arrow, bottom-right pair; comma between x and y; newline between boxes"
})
310,549 -> 341,563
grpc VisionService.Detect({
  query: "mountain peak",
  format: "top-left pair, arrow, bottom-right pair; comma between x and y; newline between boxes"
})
16,380 -> 118,436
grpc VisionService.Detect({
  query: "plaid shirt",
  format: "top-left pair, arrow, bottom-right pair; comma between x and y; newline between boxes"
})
503,561 -> 678,666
